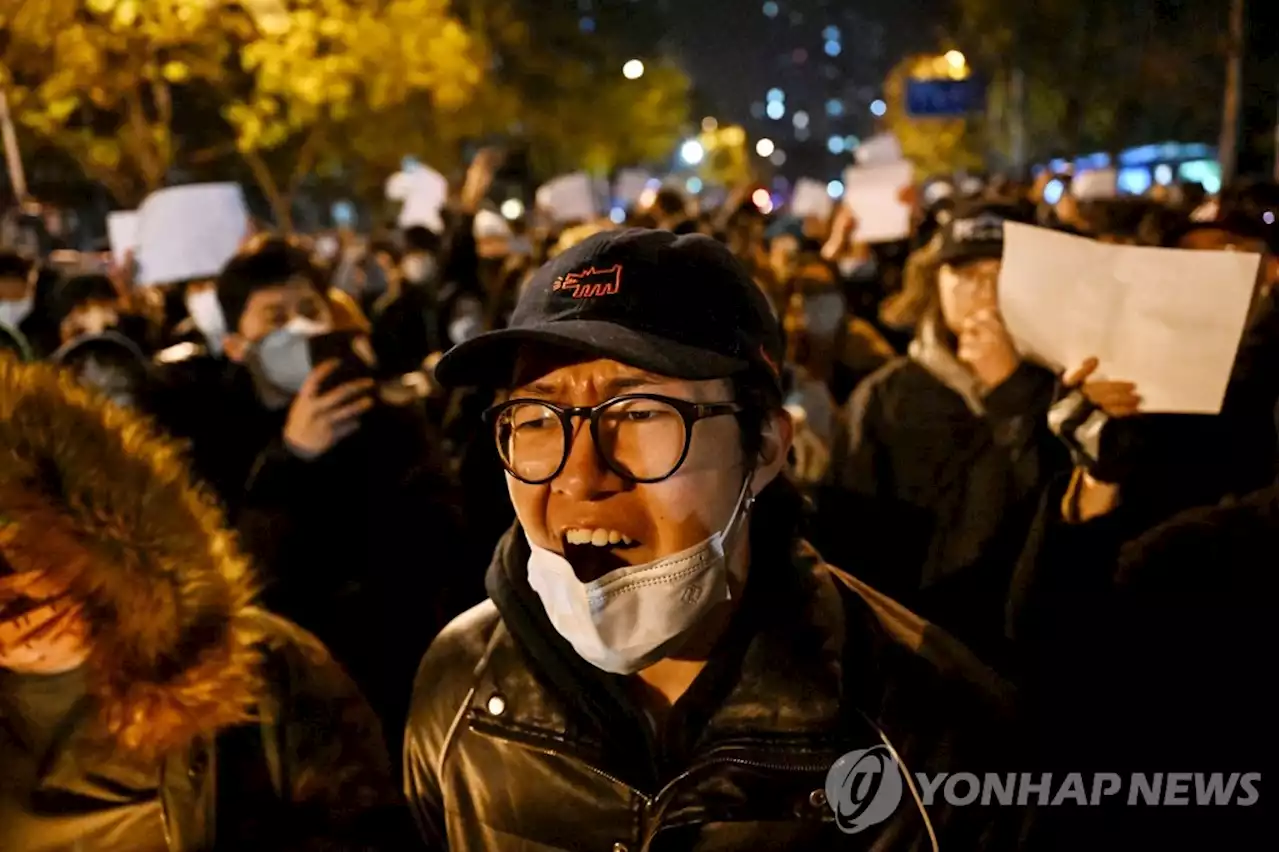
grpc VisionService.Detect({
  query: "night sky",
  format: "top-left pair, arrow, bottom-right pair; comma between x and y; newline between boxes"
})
658,0 -> 948,182
604,0 -> 1275,183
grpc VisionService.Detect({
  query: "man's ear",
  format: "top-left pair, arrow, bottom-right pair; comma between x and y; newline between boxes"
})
748,407 -> 795,496
223,334 -> 248,363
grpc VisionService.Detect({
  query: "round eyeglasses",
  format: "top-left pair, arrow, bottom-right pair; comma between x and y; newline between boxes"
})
484,394 -> 743,485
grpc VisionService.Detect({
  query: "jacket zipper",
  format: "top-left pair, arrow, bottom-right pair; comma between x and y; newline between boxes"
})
480,725 -> 835,851
481,733 -> 654,805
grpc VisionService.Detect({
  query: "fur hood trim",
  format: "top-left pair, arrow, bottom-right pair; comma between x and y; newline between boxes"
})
0,356 -> 263,757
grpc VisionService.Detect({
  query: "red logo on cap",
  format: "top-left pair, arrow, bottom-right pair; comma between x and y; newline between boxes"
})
552,264 -> 622,299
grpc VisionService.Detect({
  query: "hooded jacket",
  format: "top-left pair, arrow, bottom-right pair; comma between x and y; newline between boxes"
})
405,525 -> 1027,852
0,356 -> 406,850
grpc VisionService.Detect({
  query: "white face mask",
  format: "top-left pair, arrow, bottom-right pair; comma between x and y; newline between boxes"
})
524,477 -> 755,674
184,288 -> 227,355
401,253 -> 438,284
253,316 -> 327,395
0,295 -> 33,330
803,291 -> 846,339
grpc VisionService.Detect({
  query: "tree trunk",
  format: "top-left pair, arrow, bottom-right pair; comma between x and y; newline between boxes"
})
243,150 -> 294,233
1217,0 -> 1245,186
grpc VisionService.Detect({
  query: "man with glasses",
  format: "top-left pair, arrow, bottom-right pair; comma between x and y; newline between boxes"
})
405,229 -> 1023,851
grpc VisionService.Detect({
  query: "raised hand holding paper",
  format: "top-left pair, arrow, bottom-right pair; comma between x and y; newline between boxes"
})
386,165 -> 448,232
842,161 -> 913,243
134,183 -> 250,286
998,222 -> 1260,414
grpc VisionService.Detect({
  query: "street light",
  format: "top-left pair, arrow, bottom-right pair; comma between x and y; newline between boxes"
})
701,116 -> 718,132
679,139 -> 705,165
622,59 -> 645,80
755,138 -> 775,157
500,198 -> 524,220
945,50 -> 966,70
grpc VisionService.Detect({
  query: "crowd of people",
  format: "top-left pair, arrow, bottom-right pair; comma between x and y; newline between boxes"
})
0,145 -> 1275,851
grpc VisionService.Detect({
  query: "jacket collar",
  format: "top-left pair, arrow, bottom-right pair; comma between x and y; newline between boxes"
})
909,315 -> 985,416
479,527 -> 851,770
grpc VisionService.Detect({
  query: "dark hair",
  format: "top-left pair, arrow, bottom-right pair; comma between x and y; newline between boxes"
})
53,274 -> 118,322
730,368 -> 808,546
403,225 -> 442,254
653,188 -> 687,218
368,237 -> 403,265
0,250 -> 34,281
216,238 -> 326,331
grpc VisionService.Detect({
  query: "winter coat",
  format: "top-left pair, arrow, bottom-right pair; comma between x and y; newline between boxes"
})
815,319 -> 1066,656
0,357 -> 409,851
404,525 -> 1027,852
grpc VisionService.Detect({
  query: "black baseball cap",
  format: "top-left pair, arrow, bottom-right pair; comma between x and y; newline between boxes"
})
935,202 -> 1026,266
434,228 -> 785,391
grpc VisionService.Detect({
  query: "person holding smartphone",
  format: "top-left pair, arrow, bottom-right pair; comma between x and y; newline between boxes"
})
160,238 -> 475,758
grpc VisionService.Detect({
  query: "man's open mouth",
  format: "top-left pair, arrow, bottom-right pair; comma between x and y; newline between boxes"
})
561,528 -> 642,583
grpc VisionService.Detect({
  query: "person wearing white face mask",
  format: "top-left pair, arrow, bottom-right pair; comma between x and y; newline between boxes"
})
406,229 -> 1024,852
175,238 -> 473,755
821,201 -> 1068,658
0,251 -> 44,357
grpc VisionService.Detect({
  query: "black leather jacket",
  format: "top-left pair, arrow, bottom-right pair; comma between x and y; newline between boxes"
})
405,528 -> 1026,851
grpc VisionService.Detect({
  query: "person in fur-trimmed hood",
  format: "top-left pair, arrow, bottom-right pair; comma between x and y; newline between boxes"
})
0,356 -> 410,851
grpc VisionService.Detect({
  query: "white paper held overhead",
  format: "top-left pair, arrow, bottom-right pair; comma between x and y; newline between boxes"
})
614,169 -> 652,206
854,133 -> 904,166
105,211 -> 139,267
536,172 -> 599,224
134,183 -> 250,286
386,165 -> 448,232
998,222 -> 1261,414
791,178 -> 834,220
842,161 -> 914,243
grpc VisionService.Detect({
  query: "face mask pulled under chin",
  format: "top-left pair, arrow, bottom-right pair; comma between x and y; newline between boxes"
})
524,477 -> 755,674
251,316 -> 327,396
0,296 -> 33,330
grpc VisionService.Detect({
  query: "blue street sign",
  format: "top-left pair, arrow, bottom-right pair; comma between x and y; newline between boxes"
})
905,78 -> 986,117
